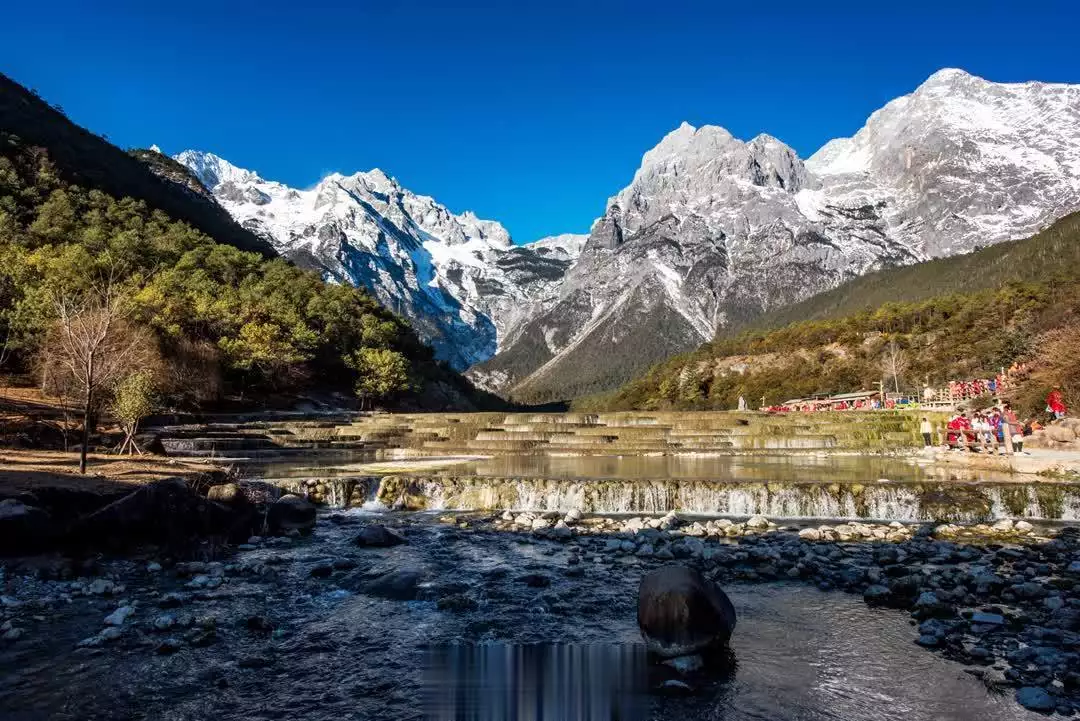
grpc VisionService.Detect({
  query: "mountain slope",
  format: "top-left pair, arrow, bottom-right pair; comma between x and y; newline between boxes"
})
0,73 -> 275,258
173,150 -> 586,370
720,211 -> 1080,335
584,210 -> 1080,414
475,69 -> 1080,403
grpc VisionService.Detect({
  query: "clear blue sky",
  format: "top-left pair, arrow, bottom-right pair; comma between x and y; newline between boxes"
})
2,0 -> 1077,242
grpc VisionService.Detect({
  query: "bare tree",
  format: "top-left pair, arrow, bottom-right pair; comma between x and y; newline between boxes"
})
42,278 -> 155,473
879,340 -> 909,395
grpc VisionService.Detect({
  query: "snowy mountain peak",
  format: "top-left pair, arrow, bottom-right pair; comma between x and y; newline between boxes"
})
174,150 -> 578,369
469,68 -> 1080,401
181,69 -> 1080,401
526,233 -> 588,262
174,150 -> 261,191
920,67 -> 977,87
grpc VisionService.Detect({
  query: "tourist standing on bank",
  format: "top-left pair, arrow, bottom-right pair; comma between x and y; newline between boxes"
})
1003,403 -> 1026,454
920,416 -> 934,447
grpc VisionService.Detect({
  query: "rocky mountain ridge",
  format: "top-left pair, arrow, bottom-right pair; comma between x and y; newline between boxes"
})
173,149 -> 585,370
176,68 -> 1080,400
469,68 -> 1080,401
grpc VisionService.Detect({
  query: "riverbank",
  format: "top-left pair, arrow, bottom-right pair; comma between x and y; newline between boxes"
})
0,450 -> 218,496
0,507 -> 1076,718
918,447 -> 1080,479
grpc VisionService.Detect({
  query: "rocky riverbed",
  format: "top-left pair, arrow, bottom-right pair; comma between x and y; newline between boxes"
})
0,507 -> 1077,719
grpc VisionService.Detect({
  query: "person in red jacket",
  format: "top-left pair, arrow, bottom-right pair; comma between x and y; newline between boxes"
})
1047,387 -> 1068,419
946,413 -> 966,449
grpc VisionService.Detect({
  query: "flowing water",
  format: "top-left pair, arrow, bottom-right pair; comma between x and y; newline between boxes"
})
0,508 -> 1044,721
246,453 -> 1080,522
2,452 -> 1071,719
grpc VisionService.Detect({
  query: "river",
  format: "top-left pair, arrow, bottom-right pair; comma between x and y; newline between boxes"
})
0,452 -> 1070,719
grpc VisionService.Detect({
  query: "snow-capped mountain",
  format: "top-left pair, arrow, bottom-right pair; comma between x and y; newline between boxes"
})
176,69 -> 1080,400
805,68 -> 1080,257
469,69 -> 1080,400
173,149 -> 585,370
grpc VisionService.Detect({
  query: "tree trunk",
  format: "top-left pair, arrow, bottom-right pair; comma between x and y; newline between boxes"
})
79,385 -> 92,474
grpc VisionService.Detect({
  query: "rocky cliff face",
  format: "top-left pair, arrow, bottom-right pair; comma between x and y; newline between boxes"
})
469,69 -> 1080,401
179,69 -> 1080,400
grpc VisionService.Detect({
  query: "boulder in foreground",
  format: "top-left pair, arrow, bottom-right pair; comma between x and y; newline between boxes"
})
354,524 -> 407,547
267,494 -> 316,536
637,565 -> 736,658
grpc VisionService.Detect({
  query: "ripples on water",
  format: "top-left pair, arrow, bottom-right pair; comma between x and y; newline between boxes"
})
0,510 -> 1044,721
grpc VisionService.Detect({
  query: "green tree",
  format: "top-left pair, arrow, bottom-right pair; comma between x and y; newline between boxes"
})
111,370 -> 158,454
347,348 -> 411,408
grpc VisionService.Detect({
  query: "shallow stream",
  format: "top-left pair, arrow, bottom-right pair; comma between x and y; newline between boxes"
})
0,508 -> 1044,721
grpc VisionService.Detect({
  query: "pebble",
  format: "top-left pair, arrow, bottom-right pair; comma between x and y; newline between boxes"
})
745,515 -> 770,530
87,579 -> 116,596
155,638 -> 182,655
970,612 -> 1005,626
153,614 -> 177,631
104,606 -> 134,626
551,521 -> 572,540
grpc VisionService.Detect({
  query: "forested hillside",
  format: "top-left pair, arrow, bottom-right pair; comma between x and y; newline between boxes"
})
584,212 -> 1080,415
0,134 -> 495,411
0,73 -> 274,258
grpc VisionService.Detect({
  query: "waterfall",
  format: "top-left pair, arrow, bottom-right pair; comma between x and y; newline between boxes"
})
358,476 -> 1080,522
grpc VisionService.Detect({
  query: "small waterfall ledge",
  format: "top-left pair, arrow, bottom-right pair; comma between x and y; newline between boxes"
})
277,475 -> 1080,523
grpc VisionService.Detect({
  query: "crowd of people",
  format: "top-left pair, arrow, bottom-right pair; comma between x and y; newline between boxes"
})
928,403 -> 1038,454
924,364 -> 1031,404
763,396 -> 903,413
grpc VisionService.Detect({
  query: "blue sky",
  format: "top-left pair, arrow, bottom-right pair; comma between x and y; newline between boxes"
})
2,0 -> 1077,242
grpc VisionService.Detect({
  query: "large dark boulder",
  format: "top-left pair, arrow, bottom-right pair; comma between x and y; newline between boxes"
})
637,565 -> 736,658
267,494 -> 315,536
354,524 -> 407,547
0,498 -> 56,555
69,477 -> 240,550
358,568 -> 426,600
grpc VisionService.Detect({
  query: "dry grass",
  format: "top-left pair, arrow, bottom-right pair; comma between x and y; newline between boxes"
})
0,449 -> 219,496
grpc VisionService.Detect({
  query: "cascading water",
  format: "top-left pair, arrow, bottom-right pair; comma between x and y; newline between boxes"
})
279,474 -> 1080,522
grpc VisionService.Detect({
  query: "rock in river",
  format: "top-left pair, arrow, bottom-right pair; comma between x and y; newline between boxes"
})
354,524 -> 407,547
267,494 -> 315,536
0,498 -> 54,553
1016,686 -> 1056,712
637,565 -> 737,659
359,569 -> 426,601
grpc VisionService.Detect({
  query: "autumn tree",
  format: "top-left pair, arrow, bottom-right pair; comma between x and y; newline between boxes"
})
1029,324 -> 1080,410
